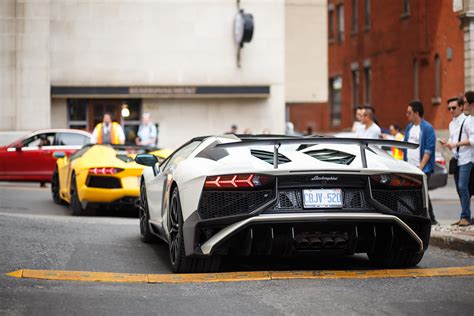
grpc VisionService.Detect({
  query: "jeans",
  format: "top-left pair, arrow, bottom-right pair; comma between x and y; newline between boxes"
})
454,162 -> 472,220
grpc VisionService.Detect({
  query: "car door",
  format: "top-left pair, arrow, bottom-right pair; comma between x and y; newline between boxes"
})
147,141 -> 201,225
1,132 -> 56,181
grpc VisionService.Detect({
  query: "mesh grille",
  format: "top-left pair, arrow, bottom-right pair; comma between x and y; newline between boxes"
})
86,176 -> 121,189
198,190 -> 273,219
372,190 -> 423,215
274,189 -> 367,210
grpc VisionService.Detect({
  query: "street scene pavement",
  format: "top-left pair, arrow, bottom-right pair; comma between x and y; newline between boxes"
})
1,180 -> 473,315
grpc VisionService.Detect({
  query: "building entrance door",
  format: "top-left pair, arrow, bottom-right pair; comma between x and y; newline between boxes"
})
87,100 -> 122,130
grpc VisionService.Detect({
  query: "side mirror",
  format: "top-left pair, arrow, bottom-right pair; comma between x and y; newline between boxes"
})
135,154 -> 158,167
15,143 -> 22,151
53,151 -> 66,159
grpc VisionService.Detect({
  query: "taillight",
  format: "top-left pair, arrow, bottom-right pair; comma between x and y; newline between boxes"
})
204,174 -> 274,189
371,174 -> 422,187
89,167 -> 123,175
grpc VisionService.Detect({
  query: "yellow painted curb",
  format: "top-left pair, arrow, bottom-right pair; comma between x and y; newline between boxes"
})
6,266 -> 474,284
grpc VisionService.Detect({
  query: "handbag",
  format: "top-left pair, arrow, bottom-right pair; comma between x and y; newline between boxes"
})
448,118 -> 466,175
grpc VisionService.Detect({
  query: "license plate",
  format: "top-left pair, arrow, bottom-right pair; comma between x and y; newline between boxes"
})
303,189 -> 342,208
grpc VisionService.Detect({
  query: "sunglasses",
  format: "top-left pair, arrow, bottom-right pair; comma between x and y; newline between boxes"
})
448,106 -> 458,111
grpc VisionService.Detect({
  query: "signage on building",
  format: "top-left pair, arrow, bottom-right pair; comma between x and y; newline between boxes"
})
51,86 -> 270,98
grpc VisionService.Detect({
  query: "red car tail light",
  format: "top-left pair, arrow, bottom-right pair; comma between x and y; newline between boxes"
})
204,174 -> 274,189
370,174 -> 422,187
88,167 -> 123,175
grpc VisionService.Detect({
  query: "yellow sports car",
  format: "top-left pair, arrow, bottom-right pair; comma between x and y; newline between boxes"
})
51,144 -> 171,215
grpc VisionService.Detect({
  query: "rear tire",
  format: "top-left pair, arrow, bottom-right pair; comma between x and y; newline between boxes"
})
70,174 -> 86,216
168,188 -> 220,273
51,167 -> 66,205
139,181 -> 157,243
368,248 -> 424,268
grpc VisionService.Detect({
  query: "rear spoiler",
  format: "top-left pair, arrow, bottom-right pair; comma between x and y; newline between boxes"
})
214,137 -> 418,169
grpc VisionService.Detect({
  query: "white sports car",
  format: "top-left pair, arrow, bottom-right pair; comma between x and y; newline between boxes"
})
135,135 -> 431,273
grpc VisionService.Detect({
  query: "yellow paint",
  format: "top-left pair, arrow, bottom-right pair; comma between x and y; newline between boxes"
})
6,266 -> 474,284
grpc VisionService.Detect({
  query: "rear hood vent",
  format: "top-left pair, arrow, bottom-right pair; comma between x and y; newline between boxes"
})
251,149 -> 291,165
304,149 -> 355,165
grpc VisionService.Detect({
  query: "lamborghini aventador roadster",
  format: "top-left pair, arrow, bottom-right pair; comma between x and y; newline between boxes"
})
135,135 -> 431,273
52,144 -> 171,215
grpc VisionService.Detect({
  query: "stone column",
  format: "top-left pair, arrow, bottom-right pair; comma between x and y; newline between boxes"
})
460,0 -> 474,90
14,0 -> 50,130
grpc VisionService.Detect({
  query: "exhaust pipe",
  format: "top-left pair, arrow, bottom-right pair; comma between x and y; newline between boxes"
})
308,236 -> 322,249
294,237 -> 310,249
334,236 -> 347,248
321,236 -> 334,248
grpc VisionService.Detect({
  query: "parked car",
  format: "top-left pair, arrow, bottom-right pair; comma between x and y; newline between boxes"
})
0,129 -> 91,182
136,135 -> 430,273
52,144 -> 171,215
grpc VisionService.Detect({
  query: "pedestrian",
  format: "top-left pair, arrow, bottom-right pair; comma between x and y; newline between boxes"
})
439,97 -> 471,226
351,106 -> 364,133
355,107 -> 381,139
404,100 -> 437,224
136,113 -> 158,146
389,124 -> 405,160
91,112 -> 125,145
226,124 -> 238,134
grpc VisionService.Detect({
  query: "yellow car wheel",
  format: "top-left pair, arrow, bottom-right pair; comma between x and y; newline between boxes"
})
70,174 -> 86,216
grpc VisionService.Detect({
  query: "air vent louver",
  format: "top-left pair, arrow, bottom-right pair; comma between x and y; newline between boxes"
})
250,149 -> 291,165
304,149 -> 355,165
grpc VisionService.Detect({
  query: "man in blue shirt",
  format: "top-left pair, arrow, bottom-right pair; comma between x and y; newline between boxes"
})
404,100 -> 437,224
136,113 -> 158,146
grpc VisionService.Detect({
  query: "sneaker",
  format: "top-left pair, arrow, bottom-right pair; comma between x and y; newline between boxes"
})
459,218 -> 470,226
451,220 -> 461,226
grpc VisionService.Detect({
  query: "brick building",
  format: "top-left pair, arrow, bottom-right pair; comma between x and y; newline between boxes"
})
289,0 -> 465,133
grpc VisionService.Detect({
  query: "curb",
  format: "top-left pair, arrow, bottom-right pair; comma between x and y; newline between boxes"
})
430,231 -> 474,255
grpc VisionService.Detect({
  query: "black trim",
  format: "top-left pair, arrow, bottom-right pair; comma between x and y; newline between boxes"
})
51,86 -> 129,95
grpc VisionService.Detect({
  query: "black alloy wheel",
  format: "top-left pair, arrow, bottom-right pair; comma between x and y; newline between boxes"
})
70,174 -> 85,216
168,188 -> 220,273
139,181 -> 156,243
51,167 -> 65,205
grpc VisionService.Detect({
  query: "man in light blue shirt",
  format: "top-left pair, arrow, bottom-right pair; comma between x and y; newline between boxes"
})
136,113 -> 158,146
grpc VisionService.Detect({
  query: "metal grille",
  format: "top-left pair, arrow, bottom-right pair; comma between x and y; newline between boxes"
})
274,189 -> 367,211
198,190 -> 273,219
372,189 -> 423,215
86,176 -> 121,189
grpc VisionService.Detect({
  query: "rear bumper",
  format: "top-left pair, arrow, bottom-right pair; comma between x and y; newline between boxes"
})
79,187 -> 139,203
183,211 -> 431,257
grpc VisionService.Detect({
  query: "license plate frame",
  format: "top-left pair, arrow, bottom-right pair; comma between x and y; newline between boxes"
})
302,189 -> 343,209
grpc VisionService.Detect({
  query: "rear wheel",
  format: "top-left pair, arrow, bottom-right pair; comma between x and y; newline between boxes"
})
168,188 -> 220,273
70,174 -> 86,216
51,167 -> 66,205
139,181 -> 156,243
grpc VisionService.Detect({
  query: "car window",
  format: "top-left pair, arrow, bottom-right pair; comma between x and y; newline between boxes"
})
162,141 -> 201,173
57,133 -> 90,146
22,133 -> 55,148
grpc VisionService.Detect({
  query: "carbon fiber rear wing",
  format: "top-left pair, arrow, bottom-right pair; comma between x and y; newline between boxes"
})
214,137 -> 418,169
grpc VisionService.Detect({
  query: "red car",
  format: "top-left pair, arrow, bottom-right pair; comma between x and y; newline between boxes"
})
0,129 -> 91,182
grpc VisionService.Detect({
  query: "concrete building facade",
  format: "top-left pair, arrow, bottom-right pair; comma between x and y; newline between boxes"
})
1,0 -> 289,148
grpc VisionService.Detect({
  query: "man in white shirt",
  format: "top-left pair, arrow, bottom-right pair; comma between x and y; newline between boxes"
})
440,97 -> 471,226
355,107 -> 381,139
136,113 -> 158,146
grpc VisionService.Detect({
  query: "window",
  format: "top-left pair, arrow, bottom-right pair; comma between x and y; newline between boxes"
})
328,5 -> 335,40
57,133 -> 90,146
337,4 -> 344,42
402,0 -> 410,17
364,65 -> 371,105
433,54 -> 441,104
162,141 -> 202,173
351,0 -> 358,33
22,133 -> 55,148
413,59 -> 419,99
352,66 -> 360,109
364,0 -> 370,29
330,76 -> 342,127
68,99 -> 87,130
121,100 -> 142,145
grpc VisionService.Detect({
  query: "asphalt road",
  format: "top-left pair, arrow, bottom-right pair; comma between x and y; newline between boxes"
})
1,182 -> 473,315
